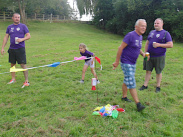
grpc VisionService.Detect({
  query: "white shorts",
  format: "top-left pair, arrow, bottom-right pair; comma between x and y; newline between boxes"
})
84,59 -> 94,68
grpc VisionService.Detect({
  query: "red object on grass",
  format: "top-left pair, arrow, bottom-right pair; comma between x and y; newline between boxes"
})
116,108 -> 125,112
92,86 -> 96,90
95,56 -> 101,64
99,112 -> 103,116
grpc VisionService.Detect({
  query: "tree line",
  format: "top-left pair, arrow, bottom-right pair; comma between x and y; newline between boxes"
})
1,0 -> 182,41
0,0 -> 71,24
76,0 -> 183,42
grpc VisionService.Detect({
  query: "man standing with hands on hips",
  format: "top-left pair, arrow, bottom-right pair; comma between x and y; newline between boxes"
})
113,19 -> 147,112
139,18 -> 173,92
1,13 -> 31,88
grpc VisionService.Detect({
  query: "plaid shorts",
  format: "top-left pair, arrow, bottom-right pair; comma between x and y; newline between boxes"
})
121,63 -> 136,89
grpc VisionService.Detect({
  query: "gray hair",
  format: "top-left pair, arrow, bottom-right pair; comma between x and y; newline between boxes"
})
135,19 -> 146,26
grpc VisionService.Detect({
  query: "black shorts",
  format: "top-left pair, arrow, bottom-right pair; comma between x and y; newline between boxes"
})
143,55 -> 165,74
8,47 -> 27,64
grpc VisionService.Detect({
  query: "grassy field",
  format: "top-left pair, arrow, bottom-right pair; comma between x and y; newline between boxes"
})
0,21 -> 183,137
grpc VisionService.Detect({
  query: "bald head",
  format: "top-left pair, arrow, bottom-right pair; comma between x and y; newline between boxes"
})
155,18 -> 163,24
154,18 -> 163,31
12,13 -> 20,25
13,13 -> 20,17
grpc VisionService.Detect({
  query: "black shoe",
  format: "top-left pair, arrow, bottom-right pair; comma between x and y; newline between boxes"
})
137,102 -> 145,112
139,85 -> 148,91
156,87 -> 161,93
121,97 -> 132,102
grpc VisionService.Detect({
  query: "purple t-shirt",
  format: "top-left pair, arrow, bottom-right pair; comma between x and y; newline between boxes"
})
80,50 -> 93,62
121,31 -> 142,65
147,30 -> 172,57
6,23 -> 29,49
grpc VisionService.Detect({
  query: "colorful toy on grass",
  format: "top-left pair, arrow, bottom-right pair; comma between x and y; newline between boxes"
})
95,56 -> 102,70
92,104 -> 125,118
74,56 -> 87,60
0,56 -> 101,74
74,56 -> 102,70
48,62 -> 60,67
10,66 -> 28,72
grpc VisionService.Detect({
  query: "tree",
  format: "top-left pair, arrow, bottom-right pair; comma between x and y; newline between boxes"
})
74,0 -> 183,41
18,0 -> 26,24
93,0 -> 114,29
154,0 -> 183,41
75,0 -> 96,16
0,0 -> 71,23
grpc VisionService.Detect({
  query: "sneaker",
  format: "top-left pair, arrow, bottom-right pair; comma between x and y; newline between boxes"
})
121,97 -> 132,102
139,85 -> 148,91
156,87 -> 161,93
22,82 -> 30,88
79,80 -> 84,84
7,79 -> 16,84
97,80 -> 100,84
137,102 -> 145,112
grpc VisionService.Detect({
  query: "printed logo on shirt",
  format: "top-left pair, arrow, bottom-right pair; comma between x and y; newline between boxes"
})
135,40 -> 139,47
156,34 -> 160,38
10,28 -> 14,32
150,32 -> 154,38
16,27 -> 20,31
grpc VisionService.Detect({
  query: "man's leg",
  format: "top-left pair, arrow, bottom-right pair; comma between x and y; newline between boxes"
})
11,63 -> 16,80
144,71 -> 152,86
20,64 -> 28,82
139,70 -> 151,90
122,83 -> 128,98
156,73 -> 162,87
130,88 -> 145,111
155,56 -> 165,92
8,49 -> 16,81
121,83 -> 132,102
129,88 -> 139,103
140,57 -> 153,90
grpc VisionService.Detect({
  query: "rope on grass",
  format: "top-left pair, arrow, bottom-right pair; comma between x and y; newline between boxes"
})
0,57 -> 95,75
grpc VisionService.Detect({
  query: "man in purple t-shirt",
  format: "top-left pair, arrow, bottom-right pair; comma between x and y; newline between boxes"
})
139,18 -> 173,93
113,19 -> 147,112
1,13 -> 31,88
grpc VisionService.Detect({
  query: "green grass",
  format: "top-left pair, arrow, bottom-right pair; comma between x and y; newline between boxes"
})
0,21 -> 183,137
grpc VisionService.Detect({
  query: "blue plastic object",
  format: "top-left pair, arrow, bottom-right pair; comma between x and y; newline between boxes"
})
99,107 -> 105,113
48,62 -> 60,67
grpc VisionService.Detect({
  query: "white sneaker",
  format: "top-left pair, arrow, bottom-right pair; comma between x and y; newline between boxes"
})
79,80 -> 84,84
97,80 -> 100,84
7,79 -> 16,84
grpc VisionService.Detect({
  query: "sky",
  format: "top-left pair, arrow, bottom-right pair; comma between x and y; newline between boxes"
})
67,0 -> 92,21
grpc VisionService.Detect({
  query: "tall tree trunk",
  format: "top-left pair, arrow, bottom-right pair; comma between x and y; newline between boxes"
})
18,0 -> 26,24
